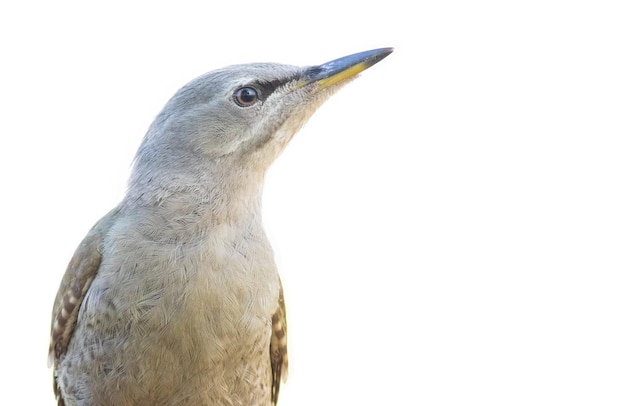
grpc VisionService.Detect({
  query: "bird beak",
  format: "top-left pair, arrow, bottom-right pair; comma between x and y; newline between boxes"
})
304,47 -> 393,90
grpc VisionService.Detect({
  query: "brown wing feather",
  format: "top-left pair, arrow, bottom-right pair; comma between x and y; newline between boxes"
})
270,277 -> 288,405
48,208 -> 120,404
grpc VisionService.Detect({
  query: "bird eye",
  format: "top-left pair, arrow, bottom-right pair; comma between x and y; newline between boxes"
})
233,87 -> 259,107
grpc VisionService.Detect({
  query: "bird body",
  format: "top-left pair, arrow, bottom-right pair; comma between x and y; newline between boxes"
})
49,48 -> 392,405
56,206 -> 279,405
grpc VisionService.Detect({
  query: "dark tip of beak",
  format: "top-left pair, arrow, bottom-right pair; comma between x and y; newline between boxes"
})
305,47 -> 393,85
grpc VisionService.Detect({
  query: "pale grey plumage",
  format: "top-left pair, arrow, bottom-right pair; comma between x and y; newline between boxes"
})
49,48 -> 392,406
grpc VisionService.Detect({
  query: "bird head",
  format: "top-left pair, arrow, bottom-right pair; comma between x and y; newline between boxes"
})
128,48 -> 393,205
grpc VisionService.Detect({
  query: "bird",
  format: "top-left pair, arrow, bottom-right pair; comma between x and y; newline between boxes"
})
48,47 -> 393,406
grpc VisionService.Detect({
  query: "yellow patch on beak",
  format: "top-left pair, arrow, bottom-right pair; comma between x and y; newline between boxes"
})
316,63 -> 369,90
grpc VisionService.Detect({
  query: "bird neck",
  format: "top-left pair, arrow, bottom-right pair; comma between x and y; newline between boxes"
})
125,158 -> 267,232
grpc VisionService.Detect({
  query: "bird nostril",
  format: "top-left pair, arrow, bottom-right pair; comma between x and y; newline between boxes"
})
305,66 -> 324,78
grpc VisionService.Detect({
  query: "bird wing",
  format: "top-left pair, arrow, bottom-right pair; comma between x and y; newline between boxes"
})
48,208 -> 120,400
270,277 -> 288,405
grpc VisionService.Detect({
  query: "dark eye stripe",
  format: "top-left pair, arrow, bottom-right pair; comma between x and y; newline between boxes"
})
233,79 -> 286,107
255,79 -> 284,97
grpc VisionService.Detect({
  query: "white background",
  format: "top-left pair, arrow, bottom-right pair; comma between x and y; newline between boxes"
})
1,1 -> 625,404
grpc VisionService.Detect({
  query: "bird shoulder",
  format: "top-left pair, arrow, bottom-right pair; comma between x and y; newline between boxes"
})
270,277 -> 288,405
48,207 -> 121,368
